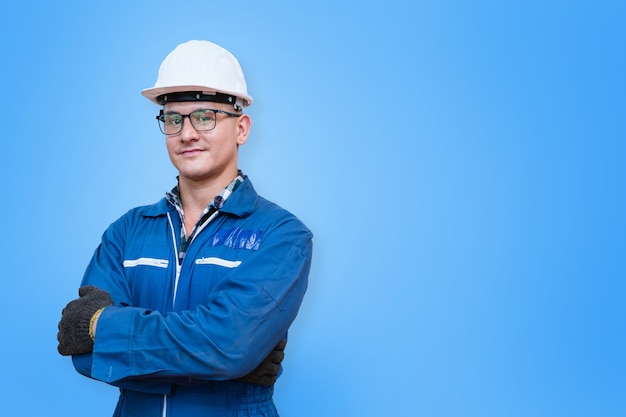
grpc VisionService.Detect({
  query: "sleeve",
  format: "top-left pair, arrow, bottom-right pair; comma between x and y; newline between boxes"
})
81,213 -> 312,386
71,213 -> 174,393
79,215 -> 135,306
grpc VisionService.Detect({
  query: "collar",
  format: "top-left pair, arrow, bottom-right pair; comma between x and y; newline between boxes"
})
141,175 -> 258,218
165,172 -> 245,213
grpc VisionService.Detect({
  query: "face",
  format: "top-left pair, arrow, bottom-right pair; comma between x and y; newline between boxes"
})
162,101 -> 251,186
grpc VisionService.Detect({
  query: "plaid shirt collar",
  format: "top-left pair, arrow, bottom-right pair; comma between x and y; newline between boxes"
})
165,171 -> 245,264
165,171 -> 245,214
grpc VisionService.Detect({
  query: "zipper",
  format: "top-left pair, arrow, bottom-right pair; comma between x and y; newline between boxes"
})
167,212 -> 182,309
162,209 -> 221,417
163,213 -> 180,417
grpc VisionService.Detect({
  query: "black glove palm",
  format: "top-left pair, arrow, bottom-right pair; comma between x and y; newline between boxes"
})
237,339 -> 287,386
57,286 -> 113,356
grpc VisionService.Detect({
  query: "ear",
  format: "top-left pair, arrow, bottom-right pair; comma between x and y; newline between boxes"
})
235,114 -> 251,146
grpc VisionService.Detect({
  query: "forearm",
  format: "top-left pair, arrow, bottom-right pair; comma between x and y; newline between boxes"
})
90,290 -> 301,383
72,354 -> 173,394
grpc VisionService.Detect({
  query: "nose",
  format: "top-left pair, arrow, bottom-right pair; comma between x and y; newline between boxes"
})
178,115 -> 200,141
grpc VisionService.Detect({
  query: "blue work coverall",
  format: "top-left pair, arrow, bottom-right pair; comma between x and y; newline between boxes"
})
71,178 -> 313,416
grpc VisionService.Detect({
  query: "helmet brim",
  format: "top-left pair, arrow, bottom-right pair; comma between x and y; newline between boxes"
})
142,85 -> 253,107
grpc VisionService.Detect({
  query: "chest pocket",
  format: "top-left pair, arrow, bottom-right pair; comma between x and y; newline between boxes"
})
123,245 -> 173,310
174,229 -> 261,306
193,227 -> 262,279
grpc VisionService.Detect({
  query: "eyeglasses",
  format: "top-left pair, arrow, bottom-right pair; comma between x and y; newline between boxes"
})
156,109 -> 240,135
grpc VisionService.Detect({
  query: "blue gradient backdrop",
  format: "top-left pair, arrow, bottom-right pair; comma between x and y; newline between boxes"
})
1,1 -> 624,416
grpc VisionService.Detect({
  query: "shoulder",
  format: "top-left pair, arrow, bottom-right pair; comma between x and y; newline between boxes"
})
256,195 -> 309,229
245,194 -> 313,250
107,197 -> 171,232
225,178 -> 312,238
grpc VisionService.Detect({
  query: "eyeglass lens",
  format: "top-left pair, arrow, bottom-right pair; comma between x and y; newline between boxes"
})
159,110 -> 217,135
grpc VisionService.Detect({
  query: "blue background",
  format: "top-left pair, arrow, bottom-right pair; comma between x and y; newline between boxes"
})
1,1 -> 624,415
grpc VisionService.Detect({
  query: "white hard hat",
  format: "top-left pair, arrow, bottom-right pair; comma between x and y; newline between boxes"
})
142,40 -> 253,110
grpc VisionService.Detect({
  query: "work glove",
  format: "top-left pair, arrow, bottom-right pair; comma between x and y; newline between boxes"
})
57,286 -> 113,356
237,339 -> 287,386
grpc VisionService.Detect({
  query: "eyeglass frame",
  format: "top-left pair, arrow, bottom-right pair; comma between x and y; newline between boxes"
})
155,108 -> 241,135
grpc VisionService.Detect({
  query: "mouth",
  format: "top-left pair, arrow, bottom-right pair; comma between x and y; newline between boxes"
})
180,148 -> 204,157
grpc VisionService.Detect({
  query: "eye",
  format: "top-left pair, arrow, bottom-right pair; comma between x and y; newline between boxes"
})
193,110 -> 214,123
169,115 -> 183,126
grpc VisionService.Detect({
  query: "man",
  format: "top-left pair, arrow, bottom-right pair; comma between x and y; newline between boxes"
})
57,40 -> 313,417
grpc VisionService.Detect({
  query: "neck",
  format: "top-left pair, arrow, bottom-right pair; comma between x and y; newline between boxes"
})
178,174 -> 235,214
177,175 -> 232,236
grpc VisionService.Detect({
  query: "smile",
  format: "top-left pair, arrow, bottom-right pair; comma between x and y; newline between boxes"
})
180,149 -> 204,156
